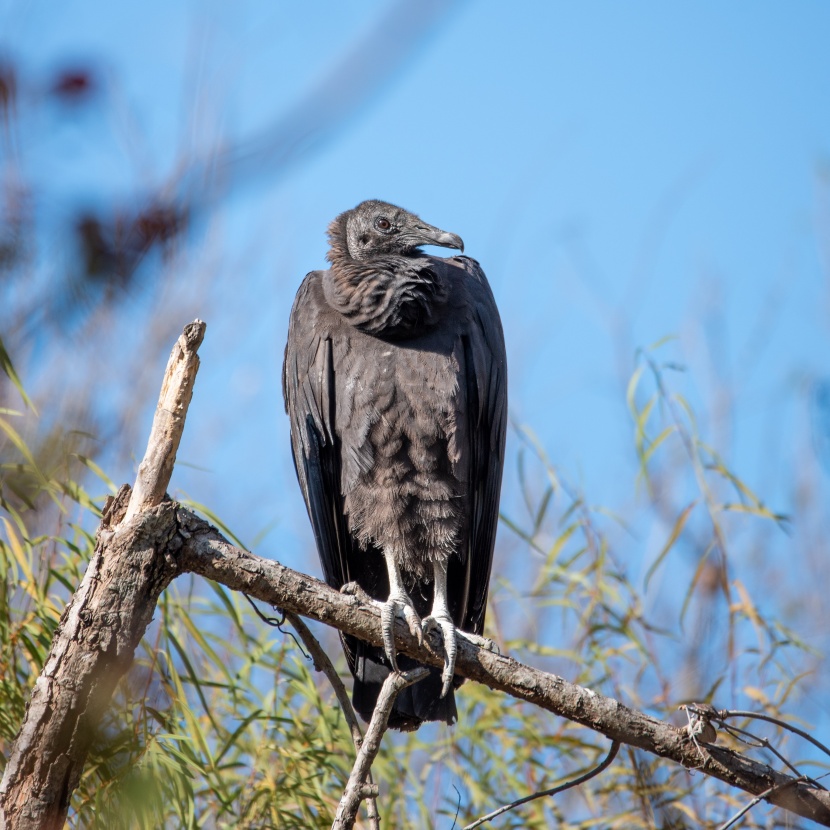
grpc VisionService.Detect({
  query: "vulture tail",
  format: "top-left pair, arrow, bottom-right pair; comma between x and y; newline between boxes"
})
349,640 -> 457,732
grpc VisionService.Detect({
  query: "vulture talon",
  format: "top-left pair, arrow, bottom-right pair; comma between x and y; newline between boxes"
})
381,592 -> 422,671
423,614 -> 457,698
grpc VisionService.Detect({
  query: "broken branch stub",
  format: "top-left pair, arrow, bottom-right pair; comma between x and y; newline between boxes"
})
123,318 -> 205,524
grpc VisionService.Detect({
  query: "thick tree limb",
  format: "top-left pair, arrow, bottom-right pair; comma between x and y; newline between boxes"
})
0,491 -> 178,830
1,320 -> 206,830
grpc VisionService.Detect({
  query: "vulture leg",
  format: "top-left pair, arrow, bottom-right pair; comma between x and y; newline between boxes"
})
380,549 -> 423,671
422,560 -> 457,698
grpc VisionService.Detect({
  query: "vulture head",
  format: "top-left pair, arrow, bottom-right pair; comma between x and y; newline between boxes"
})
328,200 -> 464,263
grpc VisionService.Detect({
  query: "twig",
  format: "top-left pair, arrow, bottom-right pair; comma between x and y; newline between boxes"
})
720,710 -> 830,762
123,318 -> 205,524
246,599 -> 381,827
462,740 -> 620,829
284,612 -> 381,830
717,779 -> 802,830
243,594 -> 310,660
331,667 -> 429,830
719,722 -> 806,781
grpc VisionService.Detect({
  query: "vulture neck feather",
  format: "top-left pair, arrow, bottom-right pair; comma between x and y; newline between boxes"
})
324,224 -> 448,338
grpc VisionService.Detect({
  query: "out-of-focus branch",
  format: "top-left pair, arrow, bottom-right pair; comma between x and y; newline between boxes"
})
331,667 -> 429,830
284,612 -> 381,830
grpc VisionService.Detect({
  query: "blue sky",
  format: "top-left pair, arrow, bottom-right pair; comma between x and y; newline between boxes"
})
4,0 -> 830,640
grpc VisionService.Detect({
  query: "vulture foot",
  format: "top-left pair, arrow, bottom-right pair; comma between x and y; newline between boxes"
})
380,592 -> 423,671
422,613 -> 457,698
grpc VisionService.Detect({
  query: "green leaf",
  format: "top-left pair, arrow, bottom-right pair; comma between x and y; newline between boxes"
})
0,337 -> 37,414
644,501 -> 697,591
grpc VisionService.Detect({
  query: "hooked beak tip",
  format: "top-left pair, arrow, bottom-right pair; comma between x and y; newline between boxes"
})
433,231 -> 465,253
413,224 -> 464,253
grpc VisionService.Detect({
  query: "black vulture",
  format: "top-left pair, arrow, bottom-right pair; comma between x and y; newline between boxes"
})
283,200 -> 507,730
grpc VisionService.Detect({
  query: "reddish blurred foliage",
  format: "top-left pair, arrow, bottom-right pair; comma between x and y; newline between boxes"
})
51,67 -> 96,102
0,58 -> 16,113
134,204 -> 185,246
75,201 -> 188,287
76,213 -> 114,279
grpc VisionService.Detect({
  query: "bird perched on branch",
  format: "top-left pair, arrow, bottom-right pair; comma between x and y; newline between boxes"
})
283,200 -> 506,730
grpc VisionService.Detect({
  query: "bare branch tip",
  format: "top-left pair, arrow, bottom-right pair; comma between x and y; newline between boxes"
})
180,319 -> 207,351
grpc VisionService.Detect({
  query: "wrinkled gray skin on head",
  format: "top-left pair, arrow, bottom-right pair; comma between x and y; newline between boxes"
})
328,199 -> 464,262
322,200 -> 464,338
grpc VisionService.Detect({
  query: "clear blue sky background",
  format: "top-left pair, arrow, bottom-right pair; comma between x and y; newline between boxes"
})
4,0 -> 830,666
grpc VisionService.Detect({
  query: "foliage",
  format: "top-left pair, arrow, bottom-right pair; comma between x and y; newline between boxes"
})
1,341 -> 826,829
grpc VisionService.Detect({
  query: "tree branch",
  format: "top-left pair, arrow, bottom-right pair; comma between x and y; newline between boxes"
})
284,611 -> 381,830
331,667 -> 429,830
173,511 -> 830,827
1,320 -> 206,830
463,739 -> 620,829
0,492 -> 179,830
123,319 -> 205,523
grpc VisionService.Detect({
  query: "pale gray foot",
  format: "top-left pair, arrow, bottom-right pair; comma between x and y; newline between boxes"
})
380,591 -> 423,672
423,560 -> 457,698
422,612 -> 457,698
380,550 -> 422,672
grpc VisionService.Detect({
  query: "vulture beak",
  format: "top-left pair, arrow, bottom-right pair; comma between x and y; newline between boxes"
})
412,222 -> 465,254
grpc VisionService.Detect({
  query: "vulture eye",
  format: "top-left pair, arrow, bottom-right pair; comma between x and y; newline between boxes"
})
375,217 -> 392,231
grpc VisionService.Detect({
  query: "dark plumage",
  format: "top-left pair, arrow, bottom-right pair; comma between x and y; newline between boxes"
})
283,200 -> 507,730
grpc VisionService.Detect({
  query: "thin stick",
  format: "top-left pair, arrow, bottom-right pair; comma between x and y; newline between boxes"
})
720,722 -> 806,781
284,612 -> 380,830
331,667 -> 429,830
720,710 -> 830,762
717,779 -> 801,830
463,739 -> 620,829
123,319 -> 205,524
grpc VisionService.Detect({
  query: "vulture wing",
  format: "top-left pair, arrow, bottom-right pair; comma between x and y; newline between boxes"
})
282,272 -> 354,593
450,256 -> 508,637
